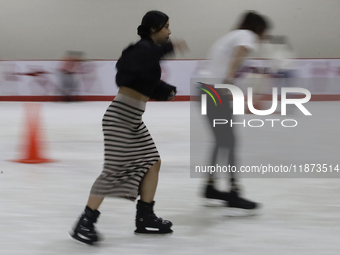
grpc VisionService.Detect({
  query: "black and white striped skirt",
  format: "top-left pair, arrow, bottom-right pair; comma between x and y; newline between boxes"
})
90,93 -> 160,201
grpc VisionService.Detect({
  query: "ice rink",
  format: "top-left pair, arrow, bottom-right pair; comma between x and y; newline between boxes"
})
1,101 -> 340,255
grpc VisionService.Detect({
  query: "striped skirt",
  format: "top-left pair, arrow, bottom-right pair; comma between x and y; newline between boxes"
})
90,93 -> 160,201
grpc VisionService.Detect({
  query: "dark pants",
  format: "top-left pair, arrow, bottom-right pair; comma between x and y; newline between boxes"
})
206,91 -> 237,189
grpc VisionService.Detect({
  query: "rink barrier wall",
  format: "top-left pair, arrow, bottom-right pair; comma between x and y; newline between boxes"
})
0,59 -> 340,101
0,95 -> 190,102
1,95 -> 340,102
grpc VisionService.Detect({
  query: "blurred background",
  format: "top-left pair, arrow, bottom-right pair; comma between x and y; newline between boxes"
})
0,1 -> 340,255
0,0 -> 339,60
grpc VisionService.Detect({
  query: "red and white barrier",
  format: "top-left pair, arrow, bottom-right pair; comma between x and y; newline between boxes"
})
0,59 -> 339,101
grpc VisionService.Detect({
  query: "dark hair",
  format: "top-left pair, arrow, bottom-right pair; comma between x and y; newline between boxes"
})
237,11 -> 270,36
137,10 -> 169,38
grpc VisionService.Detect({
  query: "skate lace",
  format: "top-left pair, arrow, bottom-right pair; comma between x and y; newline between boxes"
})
88,224 -> 95,231
150,211 -> 163,222
82,217 -> 95,231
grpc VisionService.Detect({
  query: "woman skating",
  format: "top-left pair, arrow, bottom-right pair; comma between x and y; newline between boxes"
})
70,10 -> 187,245
202,11 -> 270,210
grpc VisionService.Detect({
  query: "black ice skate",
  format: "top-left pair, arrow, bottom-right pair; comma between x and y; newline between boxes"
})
135,200 -> 173,234
70,206 -> 102,245
228,190 -> 258,210
203,184 -> 230,207
203,184 -> 260,212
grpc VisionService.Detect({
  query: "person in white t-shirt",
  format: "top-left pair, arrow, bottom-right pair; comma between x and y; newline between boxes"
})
202,11 -> 270,210
206,29 -> 258,82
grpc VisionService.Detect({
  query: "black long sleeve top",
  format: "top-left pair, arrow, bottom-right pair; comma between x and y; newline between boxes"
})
115,37 -> 176,101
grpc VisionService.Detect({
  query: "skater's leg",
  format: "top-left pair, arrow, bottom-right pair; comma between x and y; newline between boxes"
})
135,159 -> 173,234
205,93 -> 234,199
204,144 -> 231,201
70,187 -> 104,244
204,93 -> 232,200
140,159 -> 161,203
226,132 -> 259,210
70,205 -> 102,245
206,144 -> 219,185
227,134 -> 238,191
135,199 -> 173,234
87,195 -> 104,211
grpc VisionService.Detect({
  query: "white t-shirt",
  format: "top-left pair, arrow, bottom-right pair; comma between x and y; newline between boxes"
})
202,29 -> 258,80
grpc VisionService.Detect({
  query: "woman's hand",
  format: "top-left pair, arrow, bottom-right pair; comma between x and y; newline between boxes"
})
172,39 -> 189,55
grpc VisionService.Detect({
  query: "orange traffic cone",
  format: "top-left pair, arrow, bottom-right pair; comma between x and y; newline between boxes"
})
11,103 -> 56,164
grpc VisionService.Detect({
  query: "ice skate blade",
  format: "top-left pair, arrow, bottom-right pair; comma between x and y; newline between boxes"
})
69,232 -> 100,246
134,228 -> 173,235
224,207 -> 262,217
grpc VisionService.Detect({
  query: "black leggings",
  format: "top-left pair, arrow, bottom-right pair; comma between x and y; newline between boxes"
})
206,93 -> 237,189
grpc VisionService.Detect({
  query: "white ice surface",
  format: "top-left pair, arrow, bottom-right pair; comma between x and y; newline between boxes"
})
0,101 -> 340,255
